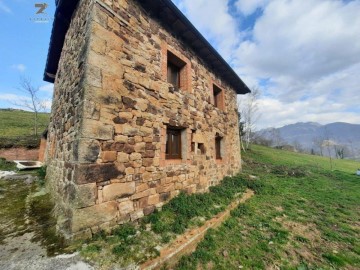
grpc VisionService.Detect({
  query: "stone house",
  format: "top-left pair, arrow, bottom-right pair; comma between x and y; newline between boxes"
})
43,0 -> 250,239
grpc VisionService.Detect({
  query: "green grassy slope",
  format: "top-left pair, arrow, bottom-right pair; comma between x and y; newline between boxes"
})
175,145 -> 360,270
0,109 -> 50,148
0,109 -> 50,137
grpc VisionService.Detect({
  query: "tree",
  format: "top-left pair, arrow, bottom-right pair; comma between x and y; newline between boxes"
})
270,128 -> 284,148
322,128 -> 334,170
238,87 -> 261,151
313,136 -> 325,156
13,76 -> 46,136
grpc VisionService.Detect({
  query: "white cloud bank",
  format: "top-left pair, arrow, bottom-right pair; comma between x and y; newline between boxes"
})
172,0 -> 360,129
0,0 -> 11,14
11,64 -> 26,72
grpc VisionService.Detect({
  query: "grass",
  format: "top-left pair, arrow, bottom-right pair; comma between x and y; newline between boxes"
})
0,157 -> 17,171
0,109 -> 49,148
78,175 -> 251,268
173,145 -> 360,270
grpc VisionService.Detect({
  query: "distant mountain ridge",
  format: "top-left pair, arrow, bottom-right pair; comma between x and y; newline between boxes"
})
256,122 -> 360,160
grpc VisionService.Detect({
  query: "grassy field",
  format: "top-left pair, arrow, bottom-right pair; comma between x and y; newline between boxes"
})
175,145 -> 360,269
0,109 -> 50,148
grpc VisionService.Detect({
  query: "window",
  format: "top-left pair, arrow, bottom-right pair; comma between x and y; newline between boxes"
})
215,136 -> 222,159
167,51 -> 186,90
167,62 -> 180,89
198,143 -> 205,155
213,84 -> 223,109
166,127 -> 182,159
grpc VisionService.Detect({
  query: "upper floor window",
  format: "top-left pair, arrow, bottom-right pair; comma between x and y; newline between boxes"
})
167,51 -> 186,91
213,84 -> 224,110
167,62 -> 180,89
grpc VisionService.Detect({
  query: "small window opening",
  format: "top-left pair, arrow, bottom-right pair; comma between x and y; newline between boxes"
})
215,136 -> 222,159
198,143 -> 205,155
213,84 -> 223,109
166,126 -> 182,159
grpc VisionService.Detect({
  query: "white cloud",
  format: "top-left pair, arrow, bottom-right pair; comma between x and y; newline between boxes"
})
235,0 -> 269,16
39,83 -> 54,93
0,1 -> 11,13
0,93 -> 26,101
11,64 -> 26,72
173,0 -> 360,129
173,0 -> 240,60
236,0 -> 360,81
252,97 -> 360,129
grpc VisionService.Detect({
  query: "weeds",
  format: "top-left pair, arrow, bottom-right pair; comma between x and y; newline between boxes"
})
0,157 -> 17,171
145,176 -> 247,235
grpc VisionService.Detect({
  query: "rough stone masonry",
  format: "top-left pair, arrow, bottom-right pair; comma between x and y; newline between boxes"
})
43,0 -> 250,239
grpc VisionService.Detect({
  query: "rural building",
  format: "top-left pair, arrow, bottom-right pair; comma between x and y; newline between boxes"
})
43,0 -> 250,239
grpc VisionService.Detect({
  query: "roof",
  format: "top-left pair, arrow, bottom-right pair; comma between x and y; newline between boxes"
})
44,0 -> 251,95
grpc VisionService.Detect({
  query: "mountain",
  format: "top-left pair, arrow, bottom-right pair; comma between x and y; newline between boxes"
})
256,122 -> 360,160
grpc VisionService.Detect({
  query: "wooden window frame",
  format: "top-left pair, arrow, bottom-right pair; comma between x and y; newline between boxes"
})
213,84 -> 224,110
167,51 -> 186,91
166,127 -> 182,159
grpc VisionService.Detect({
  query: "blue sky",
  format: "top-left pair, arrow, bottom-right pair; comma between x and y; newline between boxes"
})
1,0 -> 359,129
0,1 -> 55,109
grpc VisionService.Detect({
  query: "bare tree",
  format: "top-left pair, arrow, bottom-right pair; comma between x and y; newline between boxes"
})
313,136 -> 325,156
270,128 -> 283,148
238,87 -> 261,151
13,76 -> 46,136
322,128 -> 334,170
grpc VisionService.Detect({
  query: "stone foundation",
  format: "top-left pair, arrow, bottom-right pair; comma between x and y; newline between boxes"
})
45,0 -> 244,239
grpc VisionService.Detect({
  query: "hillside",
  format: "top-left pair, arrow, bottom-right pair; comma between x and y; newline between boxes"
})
174,145 -> 360,269
0,109 -> 50,137
0,109 -> 50,148
257,122 -> 360,159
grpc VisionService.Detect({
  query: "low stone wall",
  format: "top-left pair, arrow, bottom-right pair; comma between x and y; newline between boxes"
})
140,189 -> 254,270
0,148 -> 39,161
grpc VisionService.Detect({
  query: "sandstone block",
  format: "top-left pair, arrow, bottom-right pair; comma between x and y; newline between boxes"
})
131,188 -> 156,200
81,119 -> 114,140
72,201 -> 118,232
130,210 -> 144,221
118,200 -> 134,214
74,139 -> 100,163
102,182 -> 135,201
101,151 -> 117,162
74,163 -> 123,184
148,194 -> 160,205
71,183 -> 97,208
130,152 -> 142,161
125,167 -> 135,174
134,142 -> 146,153
156,183 -> 174,193
117,152 -> 129,163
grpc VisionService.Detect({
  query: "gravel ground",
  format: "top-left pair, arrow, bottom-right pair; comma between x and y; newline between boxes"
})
0,233 -> 94,270
0,232 -> 93,270
0,171 -> 94,270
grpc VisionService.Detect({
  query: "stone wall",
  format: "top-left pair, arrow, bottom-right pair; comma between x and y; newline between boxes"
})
46,0 -> 242,239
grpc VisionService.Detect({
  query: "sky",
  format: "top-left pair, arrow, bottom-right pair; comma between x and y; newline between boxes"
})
0,0 -> 359,130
